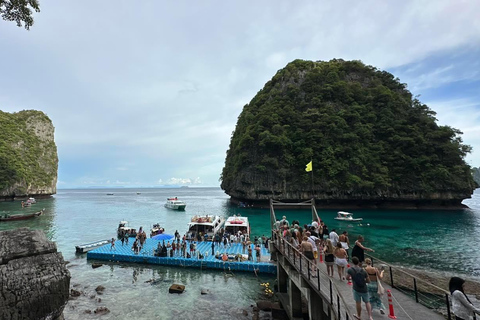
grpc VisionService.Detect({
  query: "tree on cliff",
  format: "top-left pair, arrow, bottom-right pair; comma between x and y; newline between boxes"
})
1,0 -> 40,30
220,59 -> 476,204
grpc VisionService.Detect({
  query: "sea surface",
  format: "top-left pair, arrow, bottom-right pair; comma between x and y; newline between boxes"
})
1,187 -> 479,319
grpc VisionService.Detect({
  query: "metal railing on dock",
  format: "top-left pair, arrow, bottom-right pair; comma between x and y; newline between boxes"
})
366,253 -> 457,320
272,231 -> 355,320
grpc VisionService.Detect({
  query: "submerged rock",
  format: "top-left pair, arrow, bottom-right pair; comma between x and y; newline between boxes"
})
169,284 -> 185,294
0,228 -> 70,320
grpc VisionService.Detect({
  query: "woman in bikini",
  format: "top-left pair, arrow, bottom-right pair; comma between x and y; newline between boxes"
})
323,239 -> 335,277
334,242 -> 348,280
364,258 -> 386,314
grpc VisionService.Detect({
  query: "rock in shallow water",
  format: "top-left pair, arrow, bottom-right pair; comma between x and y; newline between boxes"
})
169,284 -> 185,294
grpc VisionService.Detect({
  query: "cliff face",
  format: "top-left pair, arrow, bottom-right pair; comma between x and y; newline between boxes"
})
221,59 -> 476,208
0,110 -> 58,199
0,228 -> 70,320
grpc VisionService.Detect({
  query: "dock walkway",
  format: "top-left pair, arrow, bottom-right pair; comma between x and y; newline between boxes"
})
87,238 -> 276,274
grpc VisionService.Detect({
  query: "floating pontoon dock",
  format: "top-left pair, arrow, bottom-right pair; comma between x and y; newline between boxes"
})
87,239 -> 276,274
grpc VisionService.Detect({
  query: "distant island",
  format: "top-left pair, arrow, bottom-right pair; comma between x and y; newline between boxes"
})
0,110 -> 58,201
221,59 -> 476,208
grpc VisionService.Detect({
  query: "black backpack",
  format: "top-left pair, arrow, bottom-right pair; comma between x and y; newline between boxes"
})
352,268 -> 367,288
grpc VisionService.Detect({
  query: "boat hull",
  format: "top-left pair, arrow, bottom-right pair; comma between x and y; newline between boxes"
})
0,210 -> 44,222
334,217 -> 363,222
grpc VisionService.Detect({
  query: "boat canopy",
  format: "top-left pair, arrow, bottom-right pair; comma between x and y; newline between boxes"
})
337,211 -> 353,217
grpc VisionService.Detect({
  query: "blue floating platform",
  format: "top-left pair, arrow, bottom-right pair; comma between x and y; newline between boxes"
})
87,239 -> 277,274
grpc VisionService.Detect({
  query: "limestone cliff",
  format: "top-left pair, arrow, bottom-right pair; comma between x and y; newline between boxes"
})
0,228 -> 70,320
221,59 -> 476,208
0,110 -> 58,200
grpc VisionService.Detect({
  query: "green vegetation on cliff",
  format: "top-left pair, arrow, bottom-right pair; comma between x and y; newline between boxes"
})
0,110 -> 58,196
221,59 -> 475,203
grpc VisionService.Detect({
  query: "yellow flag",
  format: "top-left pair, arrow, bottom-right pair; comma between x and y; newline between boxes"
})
305,161 -> 312,172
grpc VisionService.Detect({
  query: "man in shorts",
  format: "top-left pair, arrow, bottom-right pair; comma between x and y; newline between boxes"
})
347,256 -> 373,320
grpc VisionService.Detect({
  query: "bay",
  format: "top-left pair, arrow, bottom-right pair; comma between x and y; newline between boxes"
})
1,187 -> 479,319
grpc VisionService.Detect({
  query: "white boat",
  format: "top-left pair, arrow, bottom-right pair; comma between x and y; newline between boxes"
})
164,197 -> 186,210
334,211 -> 363,222
187,215 -> 224,240
224,215 -> 250,236
27,197 -> 36,204
75,239 -> 111,254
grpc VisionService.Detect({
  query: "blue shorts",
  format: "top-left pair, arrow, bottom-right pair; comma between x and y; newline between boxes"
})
353,290 -> 369,303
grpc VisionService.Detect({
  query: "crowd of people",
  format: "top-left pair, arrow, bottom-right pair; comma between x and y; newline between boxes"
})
274,215 -> 381,320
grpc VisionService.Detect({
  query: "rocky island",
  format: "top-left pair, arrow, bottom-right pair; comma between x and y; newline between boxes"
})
221,59 -> 476,208
0,110 -> 58,201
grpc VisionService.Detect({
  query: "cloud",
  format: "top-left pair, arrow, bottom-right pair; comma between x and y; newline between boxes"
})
165,177 -> 202,185
1,1 -> 480,187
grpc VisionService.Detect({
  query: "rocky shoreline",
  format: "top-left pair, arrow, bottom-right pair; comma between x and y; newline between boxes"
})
0,228 -> 70,320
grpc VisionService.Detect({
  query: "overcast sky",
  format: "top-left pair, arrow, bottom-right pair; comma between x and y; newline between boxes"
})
1,1 -> 479,188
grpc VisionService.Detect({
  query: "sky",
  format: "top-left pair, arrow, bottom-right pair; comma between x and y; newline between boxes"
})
0,1 -> 479,188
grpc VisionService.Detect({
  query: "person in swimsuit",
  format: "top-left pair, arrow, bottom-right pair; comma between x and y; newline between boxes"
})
364,258 -> 386,314
334,242 -> 348,280
300,236 -> 315,274
323,239 -> 335,277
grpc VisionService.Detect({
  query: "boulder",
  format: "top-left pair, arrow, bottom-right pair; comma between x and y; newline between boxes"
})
94,306 -> 110,314
95,285 -> 105,293
0,228 -> 70,320
256,300 -> 273,311
201,289 -> 209,295
169,284 -> 185,294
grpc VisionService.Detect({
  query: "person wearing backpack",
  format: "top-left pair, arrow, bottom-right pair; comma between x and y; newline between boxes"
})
347,257 -> 373,320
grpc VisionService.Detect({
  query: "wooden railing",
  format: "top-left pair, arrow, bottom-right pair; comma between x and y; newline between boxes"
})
272,231 -> 355,320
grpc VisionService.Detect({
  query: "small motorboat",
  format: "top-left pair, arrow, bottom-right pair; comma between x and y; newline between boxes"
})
75,239 -> 111,254
117,221 -> 137,237
334,211 -> 363,222
150,223 -> 165,237
164,197 -> 186,210
0,209 -> 44,222
27,197 -> 36,204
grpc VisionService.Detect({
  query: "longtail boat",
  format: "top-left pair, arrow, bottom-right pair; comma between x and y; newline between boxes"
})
0,209 -> 44,222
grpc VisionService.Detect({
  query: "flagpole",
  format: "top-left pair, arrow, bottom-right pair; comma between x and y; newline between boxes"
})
310,159 -> 314,197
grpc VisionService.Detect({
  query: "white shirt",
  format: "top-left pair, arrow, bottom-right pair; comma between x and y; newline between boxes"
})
452,290 -> 480,319
307,236 -> 319,252
329,231 -> 339,246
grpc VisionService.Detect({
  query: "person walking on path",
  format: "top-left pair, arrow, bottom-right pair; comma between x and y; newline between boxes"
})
347,257 -> 373,320
351,235 -> 374,264
300,236 -> 316,274
323,239 -> 335,277
449,277 -> 480,320
364,258 -> 386,314
329,229 -> 339,247
334,242 -> 348,280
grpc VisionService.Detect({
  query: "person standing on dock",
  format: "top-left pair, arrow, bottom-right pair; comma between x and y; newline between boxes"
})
247,244 -> 253,261
347,257 -> 373,320
111,238 -> 116,250
211,241 -> 215,256
329,229 -> 339,247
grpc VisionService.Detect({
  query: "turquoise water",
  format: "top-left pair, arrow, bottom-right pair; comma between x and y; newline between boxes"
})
1,187 -> 479,319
